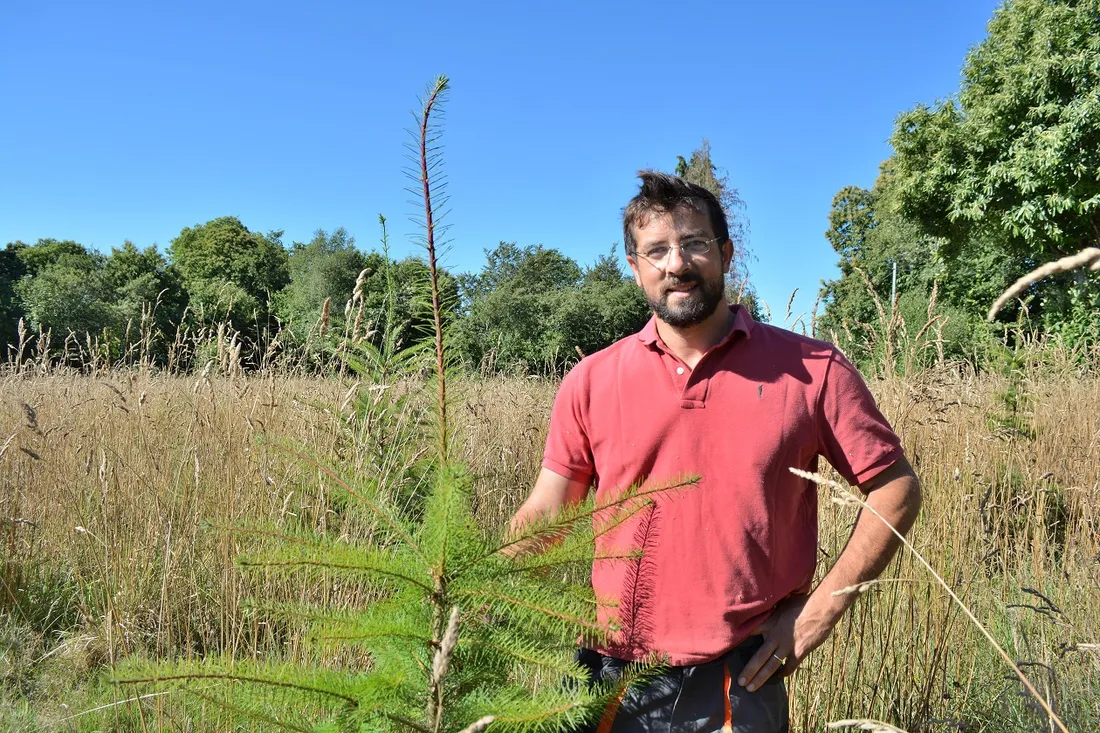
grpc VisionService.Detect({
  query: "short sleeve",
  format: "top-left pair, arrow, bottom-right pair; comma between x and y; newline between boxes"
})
816,350 -> 904,489
542,365 -> 596,484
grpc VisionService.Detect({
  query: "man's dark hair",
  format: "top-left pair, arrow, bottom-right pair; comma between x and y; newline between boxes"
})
622,171 -> 729,258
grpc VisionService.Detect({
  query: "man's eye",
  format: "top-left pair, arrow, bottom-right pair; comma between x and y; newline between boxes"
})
644,247 -> 669,259
682,240 -> 708,253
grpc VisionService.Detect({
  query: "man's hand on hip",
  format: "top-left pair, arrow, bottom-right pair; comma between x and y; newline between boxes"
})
738,458 -> 923,693
737,593 -> 842,692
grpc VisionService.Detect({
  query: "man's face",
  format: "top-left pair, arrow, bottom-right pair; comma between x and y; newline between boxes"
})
626,206 -> 734,328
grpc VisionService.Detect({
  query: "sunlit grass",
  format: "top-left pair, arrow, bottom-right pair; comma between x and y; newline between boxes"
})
0,366 -> 1097,731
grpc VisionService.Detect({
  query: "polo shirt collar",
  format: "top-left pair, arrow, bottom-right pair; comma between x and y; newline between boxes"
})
637,304 -> 755,348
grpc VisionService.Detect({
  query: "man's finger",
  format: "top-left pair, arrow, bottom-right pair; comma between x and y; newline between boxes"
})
738,645 -> 786,691
737,645 -> 768,688
742,652 -> 785,692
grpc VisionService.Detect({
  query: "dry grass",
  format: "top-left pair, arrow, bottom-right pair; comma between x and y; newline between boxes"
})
0,366 -> 1098,730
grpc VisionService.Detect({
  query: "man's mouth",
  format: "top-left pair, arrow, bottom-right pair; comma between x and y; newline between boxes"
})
665,281 -> 699,295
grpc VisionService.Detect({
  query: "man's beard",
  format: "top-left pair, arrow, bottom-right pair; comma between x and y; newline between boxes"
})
647,272 -> 725,327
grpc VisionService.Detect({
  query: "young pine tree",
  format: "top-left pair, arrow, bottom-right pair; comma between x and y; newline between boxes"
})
118,76 -> 694,732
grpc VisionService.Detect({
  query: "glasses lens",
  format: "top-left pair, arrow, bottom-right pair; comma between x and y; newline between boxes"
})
682,239 -> 711,257
637,239 -> 713,266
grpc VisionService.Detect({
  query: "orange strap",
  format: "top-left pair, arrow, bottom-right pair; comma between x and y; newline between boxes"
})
721,663 -> 734,733
595,687 -> 627,733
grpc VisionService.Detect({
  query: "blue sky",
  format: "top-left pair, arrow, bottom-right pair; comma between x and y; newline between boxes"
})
1,0 -> 1001,322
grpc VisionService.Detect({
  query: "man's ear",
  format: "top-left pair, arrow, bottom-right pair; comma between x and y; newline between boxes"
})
626,254 -> 644,288
721,240 -> 735,273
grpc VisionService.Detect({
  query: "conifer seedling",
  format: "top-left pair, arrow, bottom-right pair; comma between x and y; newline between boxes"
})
118,75 -> 695,733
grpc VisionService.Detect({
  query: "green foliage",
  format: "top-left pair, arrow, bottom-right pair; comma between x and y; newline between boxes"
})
985,347 -> 1036,440
336,230 -> 436,520
456,243 -> 648,372
119,456 -> 689,732
378,256 -> 460,349
102,241 -> 189,357
1044,270 -> 1100,348
552,276 -> 650,359
13,238 -> 92,275
268,217 -> 459,375
890,0 -> 1100,338
821,0 -> 1100,363
817,171 -> 979,370
169,216 -> 290,329
4,239 -> 188,363
14,242 -> 112,338
278,228 -> 367,336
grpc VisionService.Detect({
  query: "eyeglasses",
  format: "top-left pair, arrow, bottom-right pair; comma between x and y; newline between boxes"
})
630,236 -> 721,268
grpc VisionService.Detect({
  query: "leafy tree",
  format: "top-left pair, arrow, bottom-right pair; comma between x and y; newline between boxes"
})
456,243 -> 648,371
103,241 -> 188,352
890,0 -> 1100,337
13,240 -> 113,338
818,179 -> 932,339
824,186 -> 876,265
675,140 -> 754,295
461,242 -> 583,303
278,227 -> 368,335
583,248 -> 628,286
9,238 -> 189,363
817,166 -> 991,370
551,278 -> 649,358
13,238 -> 92,275
168,216 -> 289,329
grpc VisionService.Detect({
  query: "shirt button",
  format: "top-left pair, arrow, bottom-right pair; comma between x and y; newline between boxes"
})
676,367 -> 685,375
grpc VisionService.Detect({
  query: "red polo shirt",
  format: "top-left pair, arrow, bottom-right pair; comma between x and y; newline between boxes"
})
542,305 -> 903,665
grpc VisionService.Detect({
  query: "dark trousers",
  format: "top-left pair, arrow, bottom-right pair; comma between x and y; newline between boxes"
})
574,636 -> 789,733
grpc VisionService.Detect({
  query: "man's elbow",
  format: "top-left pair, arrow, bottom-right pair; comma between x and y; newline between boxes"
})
863,457 -> 922,535
900,474 -> 922,530
888,466 -> 923,539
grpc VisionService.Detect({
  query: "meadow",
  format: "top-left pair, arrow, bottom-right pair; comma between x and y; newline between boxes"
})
0,352 -> 1097,732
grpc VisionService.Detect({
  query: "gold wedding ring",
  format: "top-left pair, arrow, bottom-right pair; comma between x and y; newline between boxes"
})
772,653 -> 786,665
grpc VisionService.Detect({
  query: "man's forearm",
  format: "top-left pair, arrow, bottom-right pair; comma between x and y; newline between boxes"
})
503,468 -> 592,558
806,470 -> 923,625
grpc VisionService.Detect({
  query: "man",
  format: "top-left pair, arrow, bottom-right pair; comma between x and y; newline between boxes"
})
508,172 -> 922,732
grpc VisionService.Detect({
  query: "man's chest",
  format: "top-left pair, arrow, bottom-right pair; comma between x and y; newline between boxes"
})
583,363 -> 820,493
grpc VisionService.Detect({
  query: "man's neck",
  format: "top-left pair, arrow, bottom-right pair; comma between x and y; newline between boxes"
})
654,302 -> 736,369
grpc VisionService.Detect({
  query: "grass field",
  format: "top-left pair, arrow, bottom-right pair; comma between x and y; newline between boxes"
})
0,364 -> 1097,731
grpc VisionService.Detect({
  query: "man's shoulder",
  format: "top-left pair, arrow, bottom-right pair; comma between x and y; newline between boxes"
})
750,321 -> 840,359
744,321 -> 845,374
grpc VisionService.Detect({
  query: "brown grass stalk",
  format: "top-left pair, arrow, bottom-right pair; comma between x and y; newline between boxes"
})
988,246 -> 1100,320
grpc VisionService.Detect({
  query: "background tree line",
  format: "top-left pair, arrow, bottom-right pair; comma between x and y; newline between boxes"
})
7,0 -> 1099,380
0,145 -> 751,374
818,0 -> 1100,370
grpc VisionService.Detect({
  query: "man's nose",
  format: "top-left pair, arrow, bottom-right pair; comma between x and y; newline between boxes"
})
664,246 -> 690,275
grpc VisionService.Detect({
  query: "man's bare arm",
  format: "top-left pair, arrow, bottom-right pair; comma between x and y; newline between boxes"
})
739,457 -> 922,691
504,467 -> 591,557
